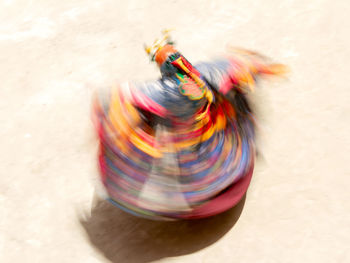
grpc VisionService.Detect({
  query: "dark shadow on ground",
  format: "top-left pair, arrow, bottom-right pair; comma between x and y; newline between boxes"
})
80,195 -> 246,263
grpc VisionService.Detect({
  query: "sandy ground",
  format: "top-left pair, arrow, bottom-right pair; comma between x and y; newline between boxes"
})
1,0 -> 350,262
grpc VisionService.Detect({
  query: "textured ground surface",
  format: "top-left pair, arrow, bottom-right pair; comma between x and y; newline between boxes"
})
1,0 -> 349,262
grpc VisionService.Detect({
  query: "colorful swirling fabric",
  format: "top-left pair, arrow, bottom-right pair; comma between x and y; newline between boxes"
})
93,47 -> 285,220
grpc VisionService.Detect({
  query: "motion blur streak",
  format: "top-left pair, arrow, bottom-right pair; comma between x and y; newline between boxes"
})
93,31 -> 286,220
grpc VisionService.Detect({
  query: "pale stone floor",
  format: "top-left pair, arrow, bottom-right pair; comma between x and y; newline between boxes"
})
1,1 -> 349,262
